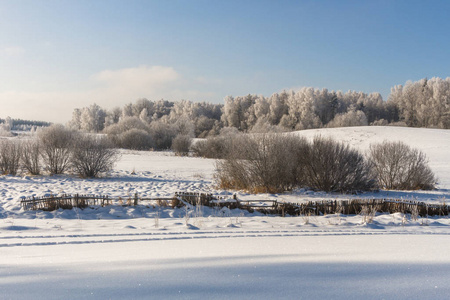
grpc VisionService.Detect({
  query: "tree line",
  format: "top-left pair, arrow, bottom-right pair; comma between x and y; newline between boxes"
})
67,77 -> 450,146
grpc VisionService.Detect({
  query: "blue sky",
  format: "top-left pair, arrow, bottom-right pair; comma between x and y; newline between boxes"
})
1,0 -> 449,122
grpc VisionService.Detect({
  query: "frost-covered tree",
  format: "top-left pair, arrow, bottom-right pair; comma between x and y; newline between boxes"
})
80,104 -> 106,132
0,117 -> 13,137
388,77 -> 450,128
104,107 -> 122,128
268,92 -> 288,125
68,104 -> 106,132
139,108 -> 151,124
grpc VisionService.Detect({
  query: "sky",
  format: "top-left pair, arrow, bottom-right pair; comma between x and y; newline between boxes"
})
1,0 -> 450,123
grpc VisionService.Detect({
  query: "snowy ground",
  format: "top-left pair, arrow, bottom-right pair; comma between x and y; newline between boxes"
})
1,126 -> 450,299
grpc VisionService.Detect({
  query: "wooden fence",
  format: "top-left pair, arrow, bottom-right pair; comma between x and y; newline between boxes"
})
298,199 -> 449,217
175,193 -> 449,217
21,194 -> 110,211
20,191 -> 449,217
175,192 -> 215,206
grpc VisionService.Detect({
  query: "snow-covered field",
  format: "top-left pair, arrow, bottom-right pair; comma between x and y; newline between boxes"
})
1,126 -> 450,299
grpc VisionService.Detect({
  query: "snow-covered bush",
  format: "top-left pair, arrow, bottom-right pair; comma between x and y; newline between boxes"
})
21,139 -> 41,175
71,135 -> 119,178
327,108 -> 368,128
369,141 -> 436,190
172,134 -> 191,156
116,129 -> 154,150
103,116 -> 154,150
39,124 -> 77,174
0,139 -> 22,175
149,120 -> 177,150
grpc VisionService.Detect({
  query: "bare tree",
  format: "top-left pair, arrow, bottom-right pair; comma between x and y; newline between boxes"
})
71,135 -> 119,178
369,141 -> 435,190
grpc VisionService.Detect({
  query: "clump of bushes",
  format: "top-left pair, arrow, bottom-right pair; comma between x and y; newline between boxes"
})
104,116 -> 180,151
0,124 -> 119,178
213,132 -> 435,193
369,141 -> 435,190
116,129 -> 154,150
216,134 -> 374,193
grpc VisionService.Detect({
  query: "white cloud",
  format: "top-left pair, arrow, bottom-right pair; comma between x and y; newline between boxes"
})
92,65 -> 180,88
3,46 -> 25,57
87,65 -> 184,104
87,65 -> 217,106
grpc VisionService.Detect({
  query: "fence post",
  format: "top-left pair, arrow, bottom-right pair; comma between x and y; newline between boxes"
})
134,193 -> 138,206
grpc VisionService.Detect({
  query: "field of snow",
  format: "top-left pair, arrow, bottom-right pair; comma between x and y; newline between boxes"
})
1,126 -> 450,299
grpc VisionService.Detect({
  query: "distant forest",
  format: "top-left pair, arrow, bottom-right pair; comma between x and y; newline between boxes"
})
67,77 -> 449,138
0,117 -> 52,132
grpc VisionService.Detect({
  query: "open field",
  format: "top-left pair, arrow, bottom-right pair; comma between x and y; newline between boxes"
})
1,126 -> 450,299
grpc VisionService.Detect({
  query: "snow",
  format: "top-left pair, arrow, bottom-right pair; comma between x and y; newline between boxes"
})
1,126 -> 450,299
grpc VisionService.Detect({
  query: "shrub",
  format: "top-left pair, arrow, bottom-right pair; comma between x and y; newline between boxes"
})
71,135 -> 119,178
191,129 -> 241,159
172,134 -> 191,156
117,129 -> 154,150
0,139 -> 22,175
369,141 -> 435,190
302,136 -> 375,192
191,135 -> 233,159
149,121 -> 177,150
38,124 -> 76,174
21,139 -> 41,175
216,134 -> 308,193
